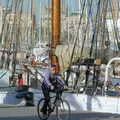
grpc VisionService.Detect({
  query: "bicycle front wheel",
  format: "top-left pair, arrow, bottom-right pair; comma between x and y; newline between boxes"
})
55,99 -> 71,120
37,98 -> 50,120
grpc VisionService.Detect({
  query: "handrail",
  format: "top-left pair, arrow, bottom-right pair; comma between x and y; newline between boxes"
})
104,57 -> 120,94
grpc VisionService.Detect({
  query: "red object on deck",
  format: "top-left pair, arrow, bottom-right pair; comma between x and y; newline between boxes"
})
18,78 -> 24,86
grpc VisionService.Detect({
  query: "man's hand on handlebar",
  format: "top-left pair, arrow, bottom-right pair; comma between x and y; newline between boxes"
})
64,85 -> 68,89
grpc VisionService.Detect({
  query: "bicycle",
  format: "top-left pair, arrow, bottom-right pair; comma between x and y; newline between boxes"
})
37,89 -> 71,120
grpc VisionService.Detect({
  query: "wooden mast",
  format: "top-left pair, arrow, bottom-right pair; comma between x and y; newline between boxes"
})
51,0 -> 61,72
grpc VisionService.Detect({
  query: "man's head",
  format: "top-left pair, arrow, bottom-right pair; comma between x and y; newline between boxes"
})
50,64 -> 57,73
18,73 -> 22,79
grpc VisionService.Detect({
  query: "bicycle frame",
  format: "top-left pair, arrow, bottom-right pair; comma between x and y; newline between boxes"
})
49,90 -> 63,112
37,88 -> 70,120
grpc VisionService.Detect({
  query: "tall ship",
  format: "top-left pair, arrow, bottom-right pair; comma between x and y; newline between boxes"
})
0,0 -> 120,114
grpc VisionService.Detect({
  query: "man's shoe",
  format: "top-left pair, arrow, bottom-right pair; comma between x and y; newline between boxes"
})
49,107 -> 53,113
41,107 -> 47,114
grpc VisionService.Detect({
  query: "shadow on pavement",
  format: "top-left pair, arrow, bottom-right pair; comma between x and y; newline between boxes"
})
0,116 -> 37,120
70,112 -> 120,120
0,112 -> 120,120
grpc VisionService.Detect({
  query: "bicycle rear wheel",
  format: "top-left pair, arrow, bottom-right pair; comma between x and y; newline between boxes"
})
37,98 -> 50,120
55,99 -> 71,120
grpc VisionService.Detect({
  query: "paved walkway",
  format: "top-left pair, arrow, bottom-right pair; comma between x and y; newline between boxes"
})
0,106 -> 120,120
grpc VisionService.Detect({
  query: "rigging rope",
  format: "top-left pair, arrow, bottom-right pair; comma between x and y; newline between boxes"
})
69,0 -> 86,66
109,0 -> 120,51
0,0 -> 10,69
12,0 -> 24,75
80,0 -> 93,58
89,0 -> 101,57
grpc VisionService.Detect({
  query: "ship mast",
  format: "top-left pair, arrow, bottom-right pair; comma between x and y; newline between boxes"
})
51,0 -> 61,72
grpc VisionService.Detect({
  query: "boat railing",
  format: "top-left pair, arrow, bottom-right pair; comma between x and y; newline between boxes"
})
104,57 -> 120,95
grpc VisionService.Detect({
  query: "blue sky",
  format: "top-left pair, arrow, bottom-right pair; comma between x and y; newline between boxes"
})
0,0 -> 77,12
0,0 -> 82,24
0,0 -> 41,24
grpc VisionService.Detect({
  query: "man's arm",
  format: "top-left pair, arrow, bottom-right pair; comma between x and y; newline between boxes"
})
55,74 -> 66,87
42,69 -> 53,89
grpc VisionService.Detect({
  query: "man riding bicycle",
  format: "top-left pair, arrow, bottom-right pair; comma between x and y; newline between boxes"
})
41,64 -> 67,114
